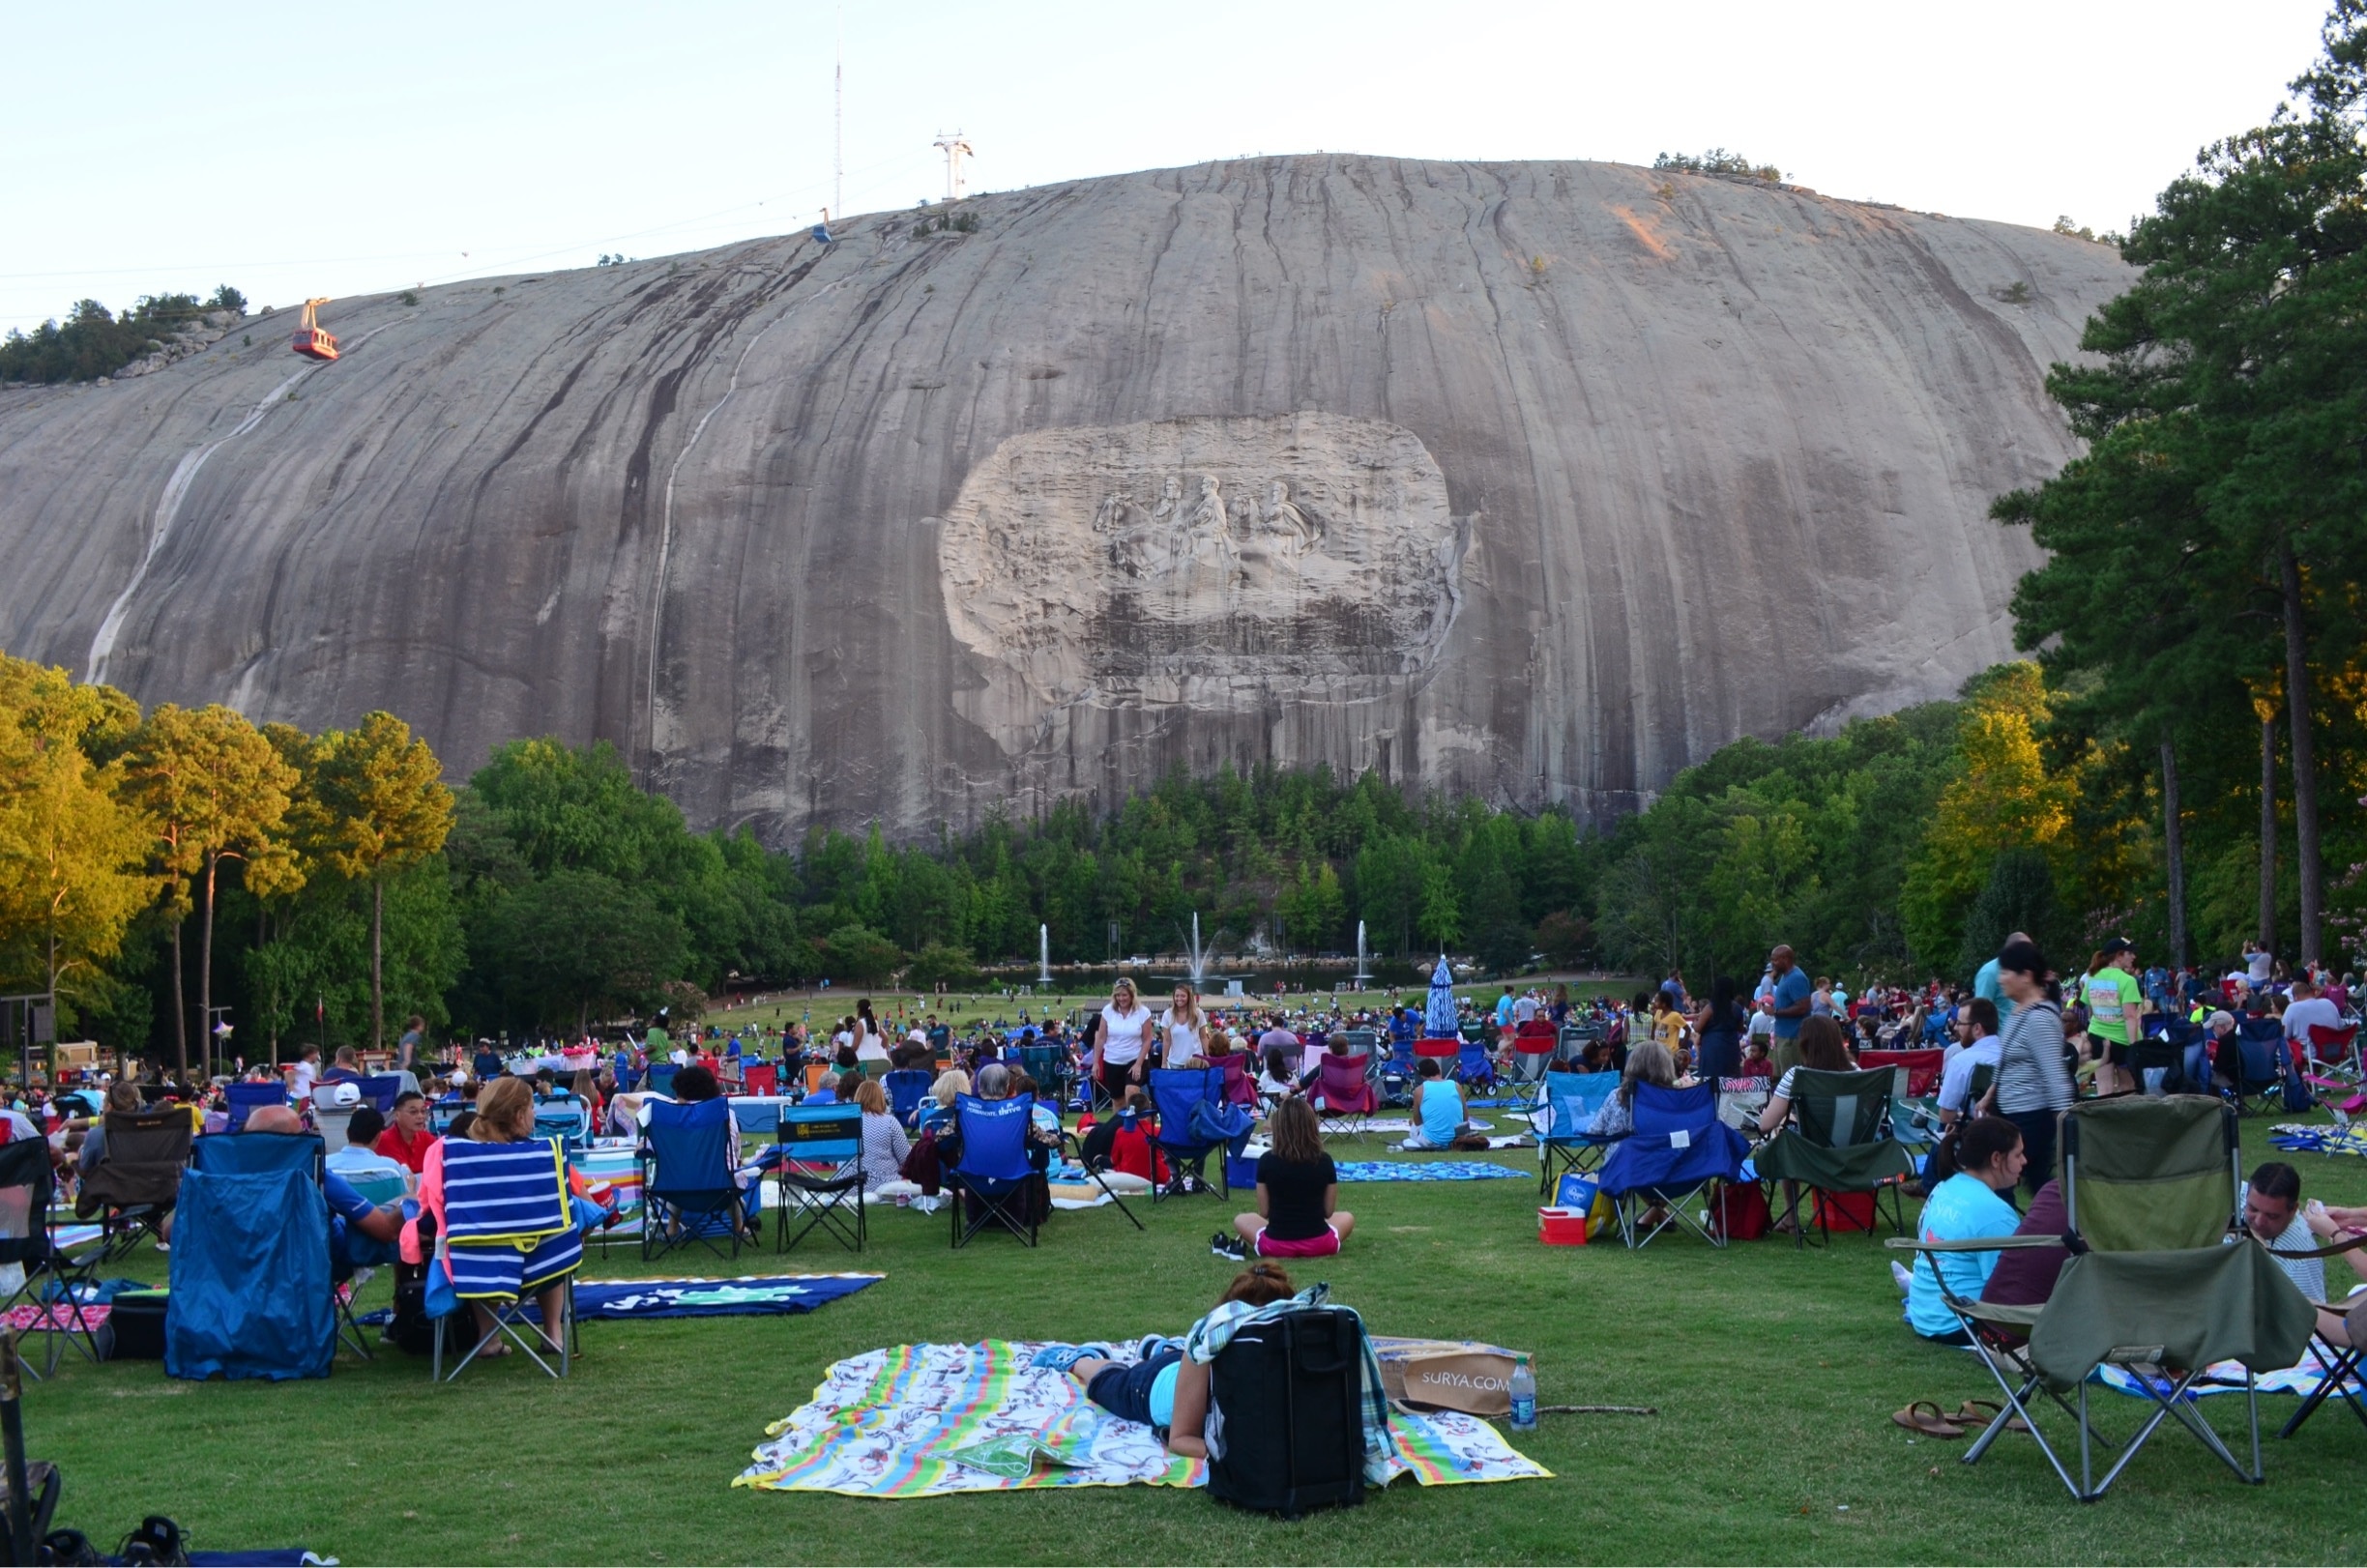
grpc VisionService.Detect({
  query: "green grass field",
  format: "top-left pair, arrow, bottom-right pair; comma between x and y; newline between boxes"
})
22,1107 -> 2367,1565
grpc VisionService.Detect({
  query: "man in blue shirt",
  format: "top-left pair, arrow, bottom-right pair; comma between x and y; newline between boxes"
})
248,1106 -> 404,1276
1767,944 -> 1813,1072
1972,930 -> 2028,1028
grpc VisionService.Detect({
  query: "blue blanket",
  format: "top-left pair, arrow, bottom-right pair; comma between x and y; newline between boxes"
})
360,1273 -> 881,1325
1332,1161 -> 1527,1182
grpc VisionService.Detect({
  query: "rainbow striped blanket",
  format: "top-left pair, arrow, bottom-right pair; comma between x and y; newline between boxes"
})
735,1339 -> 1550,1498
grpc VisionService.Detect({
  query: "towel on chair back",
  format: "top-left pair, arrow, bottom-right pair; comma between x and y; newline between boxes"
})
166,1167 -> 333,1381
440,1138 -> 579,1299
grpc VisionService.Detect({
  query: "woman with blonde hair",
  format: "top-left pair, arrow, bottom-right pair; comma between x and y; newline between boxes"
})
1586,1040 -> 1682,1139
1094,978 -> 1154,1105
853,1077 -> 911,1191
421,1075 -> 578,1356
1159,984 -> 1211,1070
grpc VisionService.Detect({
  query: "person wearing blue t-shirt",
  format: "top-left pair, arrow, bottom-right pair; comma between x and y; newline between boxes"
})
1404,1059 -> 1469,1149
1766,944 -> 1814,1072
1972,931 -> 2028,1029
1904,1117 -> 2028,1343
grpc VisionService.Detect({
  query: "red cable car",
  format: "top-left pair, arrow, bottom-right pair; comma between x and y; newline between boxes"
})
291,297 -> 339,362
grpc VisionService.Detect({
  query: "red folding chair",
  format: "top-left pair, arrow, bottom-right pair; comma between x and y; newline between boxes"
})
1857,1048 -> 1944,1097
742,1061 -> 779,1096
2304,1024 -> 2360,1089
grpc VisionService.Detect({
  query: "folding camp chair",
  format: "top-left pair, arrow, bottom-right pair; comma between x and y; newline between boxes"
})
0,1139 -> 102,1379
1332,1029 -> 1379,1060
1889,1095 -> 2312,1500
190,1128 -> 375,1363
1556,1024 -> 1598,1067
741,1061 -> 779,1096
2303,1024 -> 2360,1089
883,1068 -> 933,1128
1505,1028 -> 1556,1089
644,1063 -> 680,1097
2125,1037 -> 2206,1097
2158,1019 -> 2212,1095
1596,1082 -> 1748,1249
76,1108 -> 190,1263
1309,1054 -> 1377,1140
2277,1288 -> 2367,1439
774,1103 -> 866,1255
1535,1070 -> 1621,1195
355,1075 -> 403,1116
1878,1066 -> 1943,1157
1755,1067 -> 1916,1246
224,1082 -> 286,1131
1215,1053 -> 1259,1110
533,1094 -> 591,1147
1857,1048 -> 1943,1098
640,1098 -> 748,1263
2229,1019 -> 2292,1114
1147,1067 -> 1230,1201
432,1137 -> 580,1381
945,1093 -> 1039,1248
1453,1040 -> 1498,1094
1016,1045 -> 1073,1110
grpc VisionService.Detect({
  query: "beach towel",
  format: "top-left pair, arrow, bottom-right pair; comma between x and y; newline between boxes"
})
2268,1122 -> 2367,1159
2097,1344 -> 2361,1402
1332,1161 -> 1529,1182
735,1339 -> 1549,1498
359,1272 -> 880,1325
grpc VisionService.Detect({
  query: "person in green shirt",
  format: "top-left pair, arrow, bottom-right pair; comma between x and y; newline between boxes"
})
2080,936 -> 2144,1097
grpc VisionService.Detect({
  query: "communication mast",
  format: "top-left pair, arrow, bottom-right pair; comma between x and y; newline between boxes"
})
933,131 -> 974,202
833,7 -> 844,218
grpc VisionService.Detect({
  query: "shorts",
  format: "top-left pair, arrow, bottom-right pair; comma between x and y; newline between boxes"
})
2089,1035 -> 2128,1066
1255,1223 -> 1342,1259
1085,1349 -> 1182,1428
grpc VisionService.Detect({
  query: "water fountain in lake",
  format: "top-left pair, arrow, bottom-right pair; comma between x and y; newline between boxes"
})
1353,920 -> 1372,990
1038,923 -> 1053,988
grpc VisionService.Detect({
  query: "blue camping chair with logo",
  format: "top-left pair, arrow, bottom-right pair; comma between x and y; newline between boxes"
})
1535,1070 -> 1622,1196
644,1062 -> 679,1098
945,1093 -> 1039,1248
225,1082 -> 286,1132
170,1130 -> 340,1379
640,1097 -> 750,1263
2229,1018 -> 2294,1115
1147,1066 -> 1231,1202
774,1103 -> 866,1255
883,1068 -> 934,1129
534,1093 -> 592,1147
1596,1081 -> 1749,1249
432,1136 -> 580,1380
1380,1031 -> 1419,1107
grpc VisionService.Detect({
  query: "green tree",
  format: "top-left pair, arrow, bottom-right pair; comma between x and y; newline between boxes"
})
480,867 -> 686,1032
0,657 -> 153,1018
819,923 -> 904,987
119,705 -> 303,1073
306,711 -> 453,1051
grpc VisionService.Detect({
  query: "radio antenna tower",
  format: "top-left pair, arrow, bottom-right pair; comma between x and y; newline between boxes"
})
933,131 -> 974,201
833,7 -> 844,218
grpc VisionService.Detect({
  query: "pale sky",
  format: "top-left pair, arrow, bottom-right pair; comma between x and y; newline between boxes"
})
1,0 -> 2337,334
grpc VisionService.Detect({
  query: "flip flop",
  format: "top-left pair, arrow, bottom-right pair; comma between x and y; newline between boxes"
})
1953,1399 -> 2031,1433
1891,1400 -> 1966,1437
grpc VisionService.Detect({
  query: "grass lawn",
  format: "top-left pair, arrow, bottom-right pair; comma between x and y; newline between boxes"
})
23,1106 -> 2367,1565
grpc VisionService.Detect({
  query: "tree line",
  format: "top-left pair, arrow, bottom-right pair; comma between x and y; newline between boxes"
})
0,286 -> 248,384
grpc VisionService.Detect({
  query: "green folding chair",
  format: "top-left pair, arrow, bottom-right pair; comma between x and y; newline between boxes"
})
1753,1067 -> 1915,1246
1889,1095 -> 2315,1501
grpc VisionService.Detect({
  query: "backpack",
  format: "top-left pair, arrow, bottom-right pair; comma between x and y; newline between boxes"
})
1206,1307 -> 1367,1518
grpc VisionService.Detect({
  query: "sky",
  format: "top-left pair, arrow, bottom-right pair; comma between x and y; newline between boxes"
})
0,0 -> 2339,334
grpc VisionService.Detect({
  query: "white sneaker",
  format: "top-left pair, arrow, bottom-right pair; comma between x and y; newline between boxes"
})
1890,1261 -> 1914,1295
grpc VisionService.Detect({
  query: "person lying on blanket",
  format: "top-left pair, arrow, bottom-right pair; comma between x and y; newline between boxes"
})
1042,1262 -> 1300,1457
1215,1095 -> 1353,1262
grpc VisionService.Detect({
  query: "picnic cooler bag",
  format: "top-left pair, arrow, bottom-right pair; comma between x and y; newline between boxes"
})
108,1290 -> 169,1360
1711,1180 -> 1769,1241
1206,1307 -> 1366,1518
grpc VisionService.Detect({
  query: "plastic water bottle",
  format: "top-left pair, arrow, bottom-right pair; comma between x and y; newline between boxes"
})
1508,1355 -> 1537,1432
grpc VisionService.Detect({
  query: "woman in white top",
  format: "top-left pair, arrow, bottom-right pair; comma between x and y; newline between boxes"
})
1094,979 -> 1154,1106
853,1000 -> 889,1062
1161,986 -> 1211,1070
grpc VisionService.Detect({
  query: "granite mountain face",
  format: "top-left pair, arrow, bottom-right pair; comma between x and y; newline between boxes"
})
0,156 -> 2128,840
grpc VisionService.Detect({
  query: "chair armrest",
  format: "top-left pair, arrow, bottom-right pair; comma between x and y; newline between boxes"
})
1885,1234 -> 2065,1253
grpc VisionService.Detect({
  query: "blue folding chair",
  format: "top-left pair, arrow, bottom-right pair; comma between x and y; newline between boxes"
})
432,1137 -> 579,1381
2230,1018 -> 2292,1115
945,1093 -> 1038,1248
883,1068 -> 933,1129
176,1129 -> 352,1376
640,1098 -> 748,1263
225,1082 -> 287,1132
533,1093 -> 591,1147
1380,1032 -> 1418,1107
355,1075 -> 403,1116
1536,1070 -> 1622,1195
1147,1066 -> 1230,1201
774,1103 -> 865,1254
645,1063 -> 679,1098
1597,1082 -> 1749,1249
1455,1039 -> 1499,1093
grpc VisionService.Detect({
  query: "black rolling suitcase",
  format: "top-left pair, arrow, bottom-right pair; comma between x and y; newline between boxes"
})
1205,1306 -> 1367,1518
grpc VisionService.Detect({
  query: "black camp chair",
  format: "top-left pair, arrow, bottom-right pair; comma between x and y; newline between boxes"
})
774,1104 -> 866,1255
0,1141 -> 102,1379
75,1108 -> 190,1263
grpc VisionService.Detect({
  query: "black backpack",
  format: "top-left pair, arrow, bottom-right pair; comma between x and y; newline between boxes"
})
1205,1307 -> 1367,1518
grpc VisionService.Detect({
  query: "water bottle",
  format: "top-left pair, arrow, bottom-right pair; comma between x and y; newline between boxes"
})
1508,1355 -> 1537,1432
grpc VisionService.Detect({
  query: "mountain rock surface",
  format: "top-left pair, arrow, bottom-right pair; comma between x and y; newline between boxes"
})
0,156 -> 2129,838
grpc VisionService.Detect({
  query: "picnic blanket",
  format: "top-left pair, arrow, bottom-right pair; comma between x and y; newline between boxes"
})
358,1273 -> 880,1325
2268,1122 -> 2367,1159
2098,1344 -> 2361,1402
1334,1161 -> 1529,1181
735,1339 -> 1550,1498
